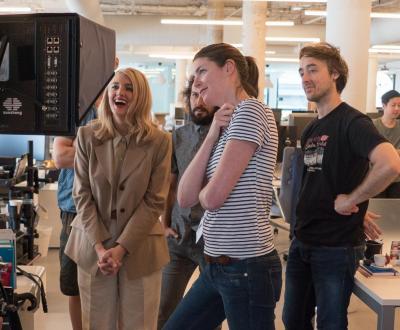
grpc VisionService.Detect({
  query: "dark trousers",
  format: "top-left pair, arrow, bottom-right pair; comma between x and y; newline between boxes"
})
158,231 -> 206,329
283,238 -> 364,330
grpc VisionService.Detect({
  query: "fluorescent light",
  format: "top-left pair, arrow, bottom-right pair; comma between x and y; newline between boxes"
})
248,0 -> 326,2
149,54 -> 195,60
371,12 -> 400,19
369,48 -> 400,54
0,7 -> 32,13
161,19 -> 242,26
161,18 -> 294,27
305,10 -> 400,19
266,50 -> 276,54
266,37 -> 320,43
265,57 -> 299,62
372,45 -> 400,50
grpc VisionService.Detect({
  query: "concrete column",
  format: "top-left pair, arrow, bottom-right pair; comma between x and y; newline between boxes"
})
207,0 -> 224,43
175,59 -> 188,105
242,1 -> 267,102
326,0 -> 371,112
66,0 -> 104,25
366,56 -> 379,113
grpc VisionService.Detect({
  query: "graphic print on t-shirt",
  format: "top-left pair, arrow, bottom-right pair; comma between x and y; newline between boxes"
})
304,134 -> 329,171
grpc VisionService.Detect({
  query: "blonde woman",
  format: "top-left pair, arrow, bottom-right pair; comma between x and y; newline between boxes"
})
65,67 -> 171,330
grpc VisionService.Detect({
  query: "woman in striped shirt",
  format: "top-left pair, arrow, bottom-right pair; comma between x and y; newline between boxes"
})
163,43 -> 282,330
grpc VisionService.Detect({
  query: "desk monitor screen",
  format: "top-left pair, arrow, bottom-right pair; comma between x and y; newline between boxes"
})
368,198 -> 400,255
288,112 -> 318,141
0,134 -> 45,160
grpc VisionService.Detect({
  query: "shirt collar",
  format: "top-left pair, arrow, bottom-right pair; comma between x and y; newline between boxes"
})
113,130 -> 132,149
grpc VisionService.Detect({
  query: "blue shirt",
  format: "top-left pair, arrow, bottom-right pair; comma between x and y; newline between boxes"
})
57,107 -> 97,212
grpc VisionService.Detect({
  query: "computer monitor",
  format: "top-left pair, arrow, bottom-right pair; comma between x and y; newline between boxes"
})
271,108 -> 282,124
368,199 -> 400,255
288,112 -> 318,141
0,135 -> 45,161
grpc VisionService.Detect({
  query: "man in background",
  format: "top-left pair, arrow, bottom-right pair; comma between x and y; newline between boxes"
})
157,76 -> 218,328
282,42 -> 400,330
373,89 -> 400,197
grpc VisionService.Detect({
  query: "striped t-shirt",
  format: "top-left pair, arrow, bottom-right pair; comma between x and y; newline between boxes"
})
202,98 -> 278,258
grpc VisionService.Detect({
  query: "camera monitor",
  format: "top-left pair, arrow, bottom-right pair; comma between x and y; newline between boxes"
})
0,13 -> 115,135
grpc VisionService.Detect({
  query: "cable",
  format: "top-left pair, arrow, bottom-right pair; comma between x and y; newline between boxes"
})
16,266 -> 47,313
0,279 -> 22,330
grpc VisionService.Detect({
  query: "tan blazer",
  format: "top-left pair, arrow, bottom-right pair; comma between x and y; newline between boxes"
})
65,124 -> 171,280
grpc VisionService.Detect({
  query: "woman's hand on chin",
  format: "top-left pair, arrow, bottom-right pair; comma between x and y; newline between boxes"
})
207,103 -> 234,143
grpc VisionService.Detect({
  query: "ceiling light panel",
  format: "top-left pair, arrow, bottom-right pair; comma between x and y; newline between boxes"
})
161,19 -> 294,27
305,10 -> 400,19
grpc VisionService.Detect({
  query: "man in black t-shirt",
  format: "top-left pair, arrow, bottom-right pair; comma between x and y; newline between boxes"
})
282,42 -> 400,330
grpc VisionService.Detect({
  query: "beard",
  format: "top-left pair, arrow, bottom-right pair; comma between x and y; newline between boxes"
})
190,106 -> 218,126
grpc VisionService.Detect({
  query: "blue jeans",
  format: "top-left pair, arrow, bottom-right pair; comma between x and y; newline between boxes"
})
282,238 -> 364,330
158,232 -> 207,329
163,250 -> 282,330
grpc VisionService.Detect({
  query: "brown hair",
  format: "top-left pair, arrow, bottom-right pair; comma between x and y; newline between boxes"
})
299,42 -> 348,93
182,75 -> 195,112
194,43 -> 259,98
92,67 -> 156,143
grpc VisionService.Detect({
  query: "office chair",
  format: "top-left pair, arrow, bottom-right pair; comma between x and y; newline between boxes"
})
270,146 -> 304,259
278,146 -> 304,238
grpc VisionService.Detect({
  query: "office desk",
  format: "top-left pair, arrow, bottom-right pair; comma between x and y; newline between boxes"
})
353,271 -> 400,330
352,198 -> 400,330
37,183 -> 60,248
16,265 -> 46,330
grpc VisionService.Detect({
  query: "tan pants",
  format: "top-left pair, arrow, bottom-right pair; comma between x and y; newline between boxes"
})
78,266 -> 162,330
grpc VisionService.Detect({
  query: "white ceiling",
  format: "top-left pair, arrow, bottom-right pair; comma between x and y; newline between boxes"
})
2,0 -> 400,69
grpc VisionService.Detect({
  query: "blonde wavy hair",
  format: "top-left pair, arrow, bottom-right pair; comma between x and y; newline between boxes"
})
93,67 -> 156,143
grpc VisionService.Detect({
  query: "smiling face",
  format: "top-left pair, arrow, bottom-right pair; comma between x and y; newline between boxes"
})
299,56 -> 339,104
108,72 -> 134,124
192,57 -> 227,108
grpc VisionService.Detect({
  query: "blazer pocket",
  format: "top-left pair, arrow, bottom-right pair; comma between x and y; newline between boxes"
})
64,226 -> 84,264
70,216 -> 85,230
65,225 -> 98,276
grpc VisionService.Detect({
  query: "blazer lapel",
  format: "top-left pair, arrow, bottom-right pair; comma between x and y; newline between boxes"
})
119,142 -> 147,184
94,140 -> 114,185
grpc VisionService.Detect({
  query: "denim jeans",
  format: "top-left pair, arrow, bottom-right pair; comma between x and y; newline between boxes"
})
282,238 -> 365,330
163,250 -> 282,330
158,232 -> 207,329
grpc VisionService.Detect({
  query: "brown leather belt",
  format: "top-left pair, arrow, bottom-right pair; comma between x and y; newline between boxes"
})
204,254 -> 240,265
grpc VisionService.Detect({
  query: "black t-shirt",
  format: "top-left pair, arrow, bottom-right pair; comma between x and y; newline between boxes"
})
295,102 -> 387,246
